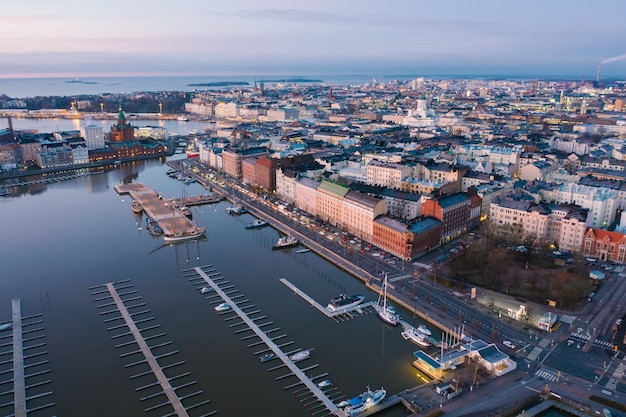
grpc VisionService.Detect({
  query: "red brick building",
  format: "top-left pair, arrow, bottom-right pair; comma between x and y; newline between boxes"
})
582,228 -> 626,263
108,108 -> 135,142
421,193 -> 471,243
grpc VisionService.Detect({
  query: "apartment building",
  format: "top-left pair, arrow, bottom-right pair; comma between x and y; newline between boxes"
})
421,193 -> 471,243
491,197 -> 588,252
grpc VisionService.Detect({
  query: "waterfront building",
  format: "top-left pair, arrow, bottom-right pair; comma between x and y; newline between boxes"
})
294,177 -> 319,216
214,102 -> 239,119
0,142 -> 21,169
136,126 -> 167,140
80,122 -> 105,150
221,147 -> 268,180
342,190 -> 386,241
17,137 -> 41,165
36,140 -> 73,168
109,108 -> 135,142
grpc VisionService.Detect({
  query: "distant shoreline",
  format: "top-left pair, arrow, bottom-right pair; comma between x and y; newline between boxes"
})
187,78 -> 324,87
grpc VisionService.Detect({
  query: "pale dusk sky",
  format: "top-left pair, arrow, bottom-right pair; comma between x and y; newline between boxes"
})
1,0 -> 625,78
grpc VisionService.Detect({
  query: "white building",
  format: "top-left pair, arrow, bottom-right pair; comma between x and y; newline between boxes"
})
80,123 -> 105,150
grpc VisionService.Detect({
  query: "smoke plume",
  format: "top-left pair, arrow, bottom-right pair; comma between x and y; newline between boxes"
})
601,53 -> 626,65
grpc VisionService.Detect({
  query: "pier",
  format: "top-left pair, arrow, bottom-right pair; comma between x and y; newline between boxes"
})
279,278 -> 375,320
90,280 -> 216,417
0,298 -> 55,417
114,183 -> 202,239
190,266 -> 346,417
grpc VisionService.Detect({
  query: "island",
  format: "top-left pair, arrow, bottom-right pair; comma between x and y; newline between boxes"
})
187,81 -> 250,87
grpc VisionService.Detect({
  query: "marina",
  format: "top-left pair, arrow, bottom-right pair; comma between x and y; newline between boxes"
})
186,265 -> 356,417
89,280 -> 216,417
0,298 -> 55,417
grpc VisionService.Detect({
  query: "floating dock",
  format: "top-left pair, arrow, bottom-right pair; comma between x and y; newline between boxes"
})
191,267 -> 345,416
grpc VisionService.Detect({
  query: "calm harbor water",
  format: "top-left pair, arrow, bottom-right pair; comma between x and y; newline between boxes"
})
8,117 -> 212,137
0,156 -> 432,416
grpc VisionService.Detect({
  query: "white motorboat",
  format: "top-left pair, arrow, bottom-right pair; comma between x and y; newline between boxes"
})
326,294 -> 365,312
289,349 -> 310,362
214,302 -> 230,312
317,379 -> 332,388
340,386 -> 386,416
0,323 -> 11,331
417,324 -> 432,336
200,287 -> 212,294
375,274 -> 399,326
401,326 -> 430,347
272,235 -> 298,250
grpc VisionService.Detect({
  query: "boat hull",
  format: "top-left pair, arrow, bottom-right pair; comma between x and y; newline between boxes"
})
163,228 -> 205,243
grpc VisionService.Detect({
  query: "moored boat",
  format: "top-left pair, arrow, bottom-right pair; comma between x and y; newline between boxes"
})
375,274 -> 399,326
200,287 -> 212,294
163,226 -> 205,243
340,386 -> 386,416
131,200 -> 143,213
317,379 -> 332,388
289,349 -> 310,362
401,326 -> 431,347
0,323 -> 11,331
272,235 -> 298,250
417,324 -> 432,336
326,294 -> 365,312
226,206 -> 247,215
296,248 -> 310,253
146,219 -> 163,236
214,302 -> 230,312
245,219 -> 268,229
259,353 -> 276,363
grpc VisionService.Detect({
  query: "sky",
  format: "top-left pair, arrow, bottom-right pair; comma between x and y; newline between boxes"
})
1,0 -> 626,78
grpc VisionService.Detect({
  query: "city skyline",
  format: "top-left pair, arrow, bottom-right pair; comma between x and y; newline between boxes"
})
1,0 -> 626,79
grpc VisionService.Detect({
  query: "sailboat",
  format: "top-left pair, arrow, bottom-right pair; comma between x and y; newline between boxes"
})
375,274 -> 399,326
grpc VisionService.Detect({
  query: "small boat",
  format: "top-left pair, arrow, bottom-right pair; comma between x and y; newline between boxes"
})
177,115 -> 189,121
259,353 -> 276,363
245,219 -> 268,229
146,219 -> 163,236
183,177 -> 196,184
114,160 -> 122,166
401,326 -> 430,347
375,274 -> 399,326
0,323 -> 11,331
214,303 -> 230,312
163,226 -> 205,243
131,200 -> 143,213
417,324 -> 432,336
317,379 -> 332,388
289,349 -> 310,362
226,206 -> 247,215
272,235 -> 298,250
340,386 -> 386,416
200,287 -> 212,294
326,294 -> 365,312
296,248 -> 310,253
